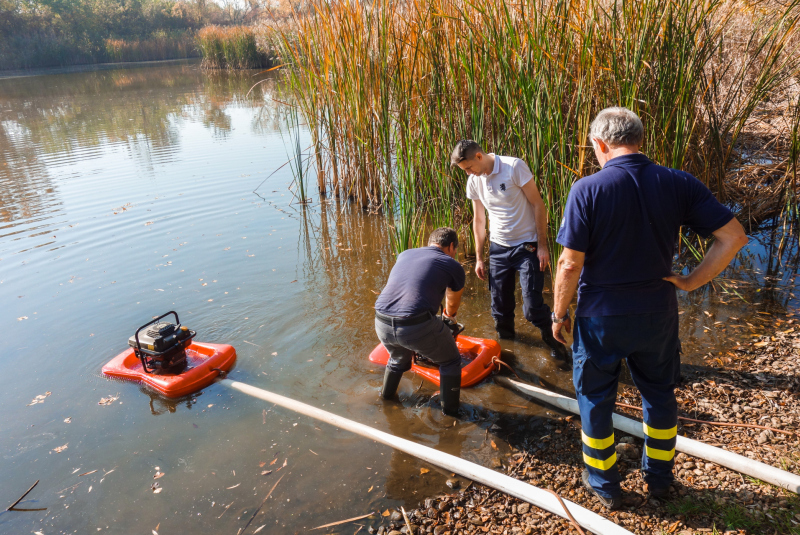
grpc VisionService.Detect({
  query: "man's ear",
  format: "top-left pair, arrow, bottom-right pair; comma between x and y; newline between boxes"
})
475,152 -> 483,162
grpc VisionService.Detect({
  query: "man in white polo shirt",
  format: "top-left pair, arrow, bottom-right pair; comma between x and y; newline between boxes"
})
451,140 -> 570,364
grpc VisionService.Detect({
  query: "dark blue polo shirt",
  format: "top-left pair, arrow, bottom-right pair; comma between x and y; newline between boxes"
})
375,246 -> 466,317
556,154 -> 734,317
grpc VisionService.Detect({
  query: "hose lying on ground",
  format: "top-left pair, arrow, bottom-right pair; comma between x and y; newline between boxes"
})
615,401 -> 795,436
219,378 -> 634,535
498,377 -> 800,495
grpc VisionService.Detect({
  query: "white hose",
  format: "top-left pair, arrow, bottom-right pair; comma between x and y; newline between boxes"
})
498,377 -> 800,494
219,379 -> 634,535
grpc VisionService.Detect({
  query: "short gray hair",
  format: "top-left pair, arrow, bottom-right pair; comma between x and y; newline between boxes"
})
589,107 -> 644,147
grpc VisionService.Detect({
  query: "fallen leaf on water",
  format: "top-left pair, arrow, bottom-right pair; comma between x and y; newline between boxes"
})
153,488 -> 162,494
259,461 -> 266,467
153,472 -> 164,480
88,486 -> 92,493
382,510 -> 391,517
53,443 -> 68,453
227,483 -> 240,489
207,404 -> 214,408
261,470 -> 272,476
152,531 -> 159,535
271,352 -> 278,356
27,391 -> 52,406
368,486 -> 373,492
370,290 -> 379,295
64,417 -> 72,423
98,394 -> 120,406
269,458 -> 277,466
208,299 -> 213,302
290,280 -> 298,283
17,316 -> 28,321
79,470 -> 97,476
490,440 -> 498,450
254,526 -> 265,533
420,468 -> 430,474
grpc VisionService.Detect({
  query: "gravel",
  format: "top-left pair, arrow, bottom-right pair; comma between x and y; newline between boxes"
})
374,328 -> 800,534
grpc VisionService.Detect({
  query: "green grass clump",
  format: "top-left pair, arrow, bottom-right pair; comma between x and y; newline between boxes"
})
271,0 -> 800,254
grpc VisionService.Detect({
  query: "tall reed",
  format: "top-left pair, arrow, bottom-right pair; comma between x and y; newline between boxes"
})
273,0 -> 800,254
196,26 -> 276,69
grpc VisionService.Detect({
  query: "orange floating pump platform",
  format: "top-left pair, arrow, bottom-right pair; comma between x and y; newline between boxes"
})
369,334 -> 501,388
102,311 -> 236,398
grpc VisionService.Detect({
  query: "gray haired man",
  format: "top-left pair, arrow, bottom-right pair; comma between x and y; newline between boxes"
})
552,107 -> 747,508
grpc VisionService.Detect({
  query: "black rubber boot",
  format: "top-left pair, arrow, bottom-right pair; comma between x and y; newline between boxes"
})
494,319 -> 515,339
381,368 -> 404,399
539,325 -> 572,367
439,374 -> 461,417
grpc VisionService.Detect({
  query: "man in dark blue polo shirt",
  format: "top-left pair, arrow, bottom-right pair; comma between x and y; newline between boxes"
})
552,107 -> 748,509
375,227 -> 466,416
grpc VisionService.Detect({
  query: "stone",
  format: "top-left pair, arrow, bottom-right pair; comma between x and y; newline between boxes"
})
433,527 -> 448,535
446,478 -> 460,489
390,511 -> 403,522
517,503 -> 530,515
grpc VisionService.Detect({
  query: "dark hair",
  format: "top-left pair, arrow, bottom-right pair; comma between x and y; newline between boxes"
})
450,139 -> 483,167
428,227 -> 459,249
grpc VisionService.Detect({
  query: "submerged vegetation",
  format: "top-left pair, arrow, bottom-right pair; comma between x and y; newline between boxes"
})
270,0 -> 800,254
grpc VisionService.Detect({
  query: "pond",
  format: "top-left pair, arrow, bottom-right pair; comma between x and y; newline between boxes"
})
1,61 -> 798,534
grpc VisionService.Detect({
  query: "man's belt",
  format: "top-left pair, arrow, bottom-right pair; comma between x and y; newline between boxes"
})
375,311 -> 432,326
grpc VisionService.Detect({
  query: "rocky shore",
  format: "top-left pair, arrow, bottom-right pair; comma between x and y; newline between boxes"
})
373,328 -> 800,534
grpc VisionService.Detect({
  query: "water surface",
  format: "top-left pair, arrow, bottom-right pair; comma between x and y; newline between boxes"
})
1,61 -> 797,534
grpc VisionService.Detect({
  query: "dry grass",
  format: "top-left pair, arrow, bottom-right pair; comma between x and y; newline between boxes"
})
196,25 -> 277,70
264,0 -> 800,252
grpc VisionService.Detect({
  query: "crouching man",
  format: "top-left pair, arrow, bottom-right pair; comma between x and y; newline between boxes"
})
374,227 -> 465,416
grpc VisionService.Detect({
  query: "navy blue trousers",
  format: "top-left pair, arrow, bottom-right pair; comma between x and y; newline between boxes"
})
573,311 -> 680,498
488,241 -> 551,330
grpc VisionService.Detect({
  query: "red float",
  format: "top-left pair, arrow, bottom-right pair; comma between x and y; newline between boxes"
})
369,335 -> 500,388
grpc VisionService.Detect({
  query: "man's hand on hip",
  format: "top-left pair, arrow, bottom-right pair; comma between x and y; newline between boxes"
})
538,243 -> 550,271
663,272 -> 694,291
475,258 -> 487,281
552,317 -> 571,345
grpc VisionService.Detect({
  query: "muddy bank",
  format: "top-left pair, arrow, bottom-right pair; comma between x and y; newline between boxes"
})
373,327 -> 800,535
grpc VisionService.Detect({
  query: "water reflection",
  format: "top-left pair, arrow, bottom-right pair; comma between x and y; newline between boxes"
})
1,61 -> 799,535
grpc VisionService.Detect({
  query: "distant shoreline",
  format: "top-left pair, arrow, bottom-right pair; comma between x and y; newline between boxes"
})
0,57 -> 201,80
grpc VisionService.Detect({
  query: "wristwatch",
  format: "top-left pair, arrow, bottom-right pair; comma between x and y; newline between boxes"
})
551,310 -> 570,324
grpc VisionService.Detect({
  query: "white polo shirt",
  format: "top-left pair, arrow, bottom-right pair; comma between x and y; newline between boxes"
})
466,154 -> 538,247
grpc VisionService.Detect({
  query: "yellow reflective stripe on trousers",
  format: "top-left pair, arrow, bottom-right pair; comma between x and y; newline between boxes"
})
581,430 -> 614,450
645,445 -> 675,461
642,422 -> 677,440
582,451 -> 617,471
